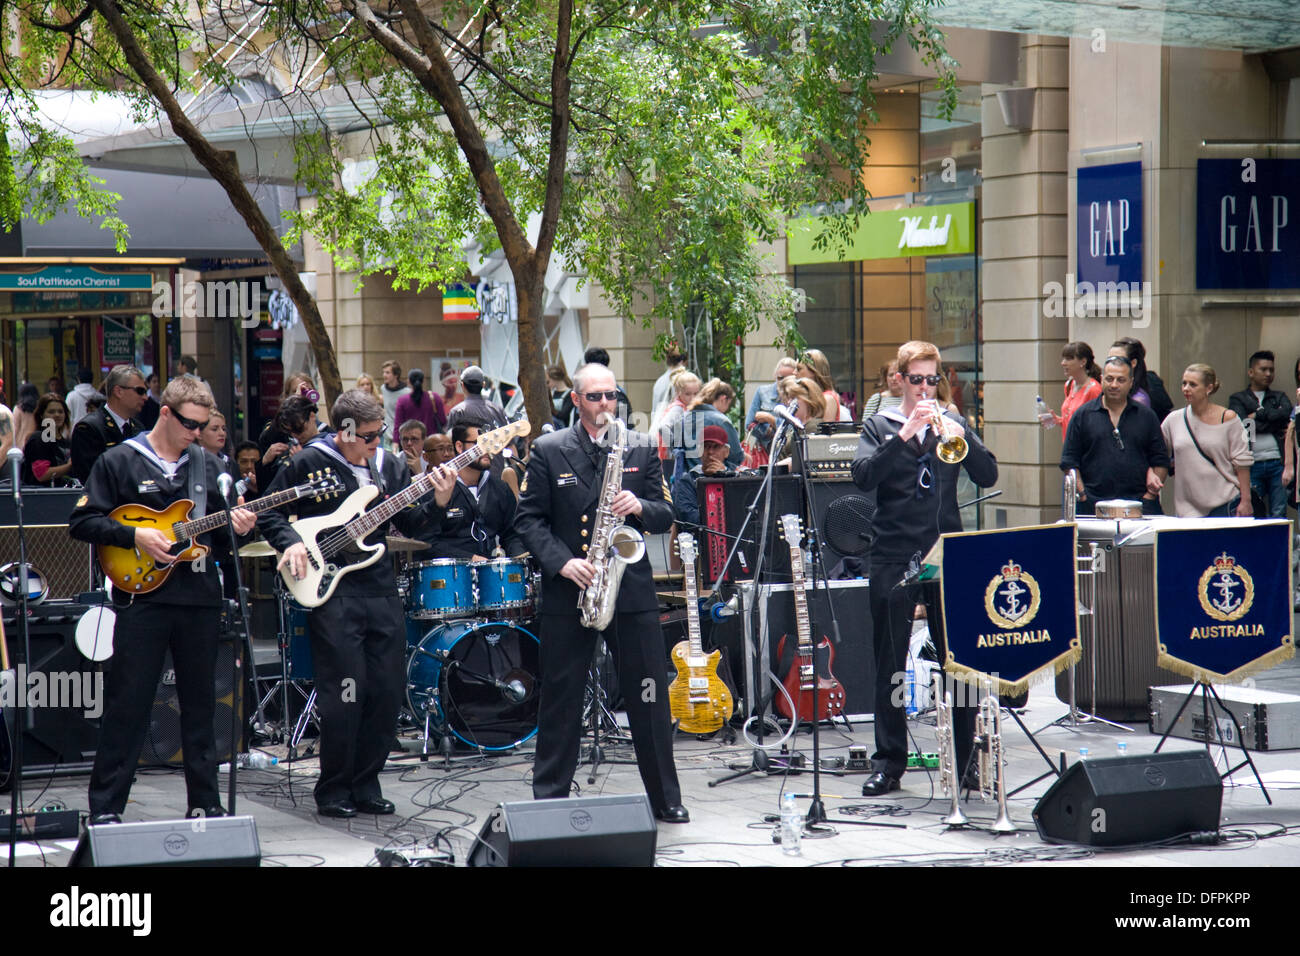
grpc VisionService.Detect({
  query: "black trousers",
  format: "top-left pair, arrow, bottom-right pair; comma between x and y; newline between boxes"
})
869,562 -> 975,781
532,610 -> 681,811
307,594 -> 405,806
89,601 -> 220,815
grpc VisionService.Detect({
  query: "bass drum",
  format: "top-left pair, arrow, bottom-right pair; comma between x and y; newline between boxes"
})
407,620 -> 541,751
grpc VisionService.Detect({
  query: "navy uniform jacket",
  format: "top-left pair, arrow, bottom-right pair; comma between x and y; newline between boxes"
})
516,422 -> 672,616
71,407 -> 139,483
68,438 -> 239,606
410,472 -> 520,560
853,409 -> 998,563
257,437 -> 428,596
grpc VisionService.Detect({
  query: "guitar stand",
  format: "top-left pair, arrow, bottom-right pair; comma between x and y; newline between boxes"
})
1153,680 -> 1271,804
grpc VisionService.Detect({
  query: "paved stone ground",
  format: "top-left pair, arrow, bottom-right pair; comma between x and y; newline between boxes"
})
11,655 -> 1300,868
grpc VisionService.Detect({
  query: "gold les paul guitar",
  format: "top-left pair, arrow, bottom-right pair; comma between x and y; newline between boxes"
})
99,470 -> 342,594
667,532 -> 734,734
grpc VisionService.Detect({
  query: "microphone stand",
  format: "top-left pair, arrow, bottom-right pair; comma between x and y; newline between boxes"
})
6,448 -> 29,866
709,416 -> 791,788
218,479 -> 255,815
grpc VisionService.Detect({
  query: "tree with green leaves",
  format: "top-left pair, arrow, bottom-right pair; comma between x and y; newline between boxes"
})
3,1 -> 956,432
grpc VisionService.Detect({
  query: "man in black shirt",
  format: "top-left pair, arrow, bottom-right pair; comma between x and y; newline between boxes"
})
1228,350 -> 1292,518
1060,356 -> 1170,514
69,377 -> 256,824
853,341 -> 998,796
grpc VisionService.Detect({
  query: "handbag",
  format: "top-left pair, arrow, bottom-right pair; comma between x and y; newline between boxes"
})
1182,408 -> 1260,517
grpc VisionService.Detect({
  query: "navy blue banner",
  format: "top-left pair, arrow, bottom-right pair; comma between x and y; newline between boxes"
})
1197,158 -> 1300,290
1077,161 -> 1143,287
939,523 -> 1081,694
1154,522 -> 1294,682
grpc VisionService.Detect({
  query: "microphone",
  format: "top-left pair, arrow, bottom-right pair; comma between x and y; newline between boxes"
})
502,679 -> 527,704
217,472 -> 235,502
893,551 -> 924,590
7,446 -> 22,495
708,595 -> 740,622
772,400 -> 804,432
541,423 -> 555,434
235,478 -> 249,498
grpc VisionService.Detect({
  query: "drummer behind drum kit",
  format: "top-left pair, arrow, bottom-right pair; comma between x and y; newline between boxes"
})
241,532 -> 544,759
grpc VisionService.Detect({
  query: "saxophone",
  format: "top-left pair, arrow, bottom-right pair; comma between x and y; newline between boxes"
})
579,416 -> 647,631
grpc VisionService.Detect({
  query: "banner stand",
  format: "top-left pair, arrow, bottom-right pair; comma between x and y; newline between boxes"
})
1152,681 -> 1271,804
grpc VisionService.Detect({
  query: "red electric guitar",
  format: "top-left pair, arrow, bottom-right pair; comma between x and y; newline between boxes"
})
775,513 -> 846,723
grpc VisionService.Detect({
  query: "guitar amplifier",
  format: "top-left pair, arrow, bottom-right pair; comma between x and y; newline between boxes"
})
804,434 -> 861,479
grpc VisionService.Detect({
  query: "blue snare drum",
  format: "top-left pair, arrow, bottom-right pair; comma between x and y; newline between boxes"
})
407,559 -> 476,620
472,558 -> 531,614
406,620 -> 540,751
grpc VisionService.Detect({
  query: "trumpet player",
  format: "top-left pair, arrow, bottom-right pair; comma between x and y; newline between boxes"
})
852,341 -> 999,796
515,363 -> 688,823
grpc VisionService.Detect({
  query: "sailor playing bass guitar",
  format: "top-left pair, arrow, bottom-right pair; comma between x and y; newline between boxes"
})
257,389 -> 446,818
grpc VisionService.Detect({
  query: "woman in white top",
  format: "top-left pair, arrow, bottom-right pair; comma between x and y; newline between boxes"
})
1158,364 -> 1252,518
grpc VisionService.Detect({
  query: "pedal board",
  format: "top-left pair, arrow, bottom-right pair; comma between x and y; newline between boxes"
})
0,808 -> 82,842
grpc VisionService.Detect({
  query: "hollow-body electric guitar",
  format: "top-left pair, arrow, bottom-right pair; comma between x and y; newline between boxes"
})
667,533 -> 733,734
98,470 -> 342,594
280,420 -> 529,608
775,513 -> 846,723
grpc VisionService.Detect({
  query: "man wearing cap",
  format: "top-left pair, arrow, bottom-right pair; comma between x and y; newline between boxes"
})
446,365 -> 509,433
673,425 -> 738,528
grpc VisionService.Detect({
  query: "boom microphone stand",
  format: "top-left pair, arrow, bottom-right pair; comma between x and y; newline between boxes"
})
6,447 -> 28,866
217,473 -> 256,815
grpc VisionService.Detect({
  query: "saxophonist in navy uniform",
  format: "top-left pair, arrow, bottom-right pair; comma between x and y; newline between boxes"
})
515,363 -> 688,823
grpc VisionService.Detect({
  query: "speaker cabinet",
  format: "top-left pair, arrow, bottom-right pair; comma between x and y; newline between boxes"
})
0,602 -> 100,788
1032,750 -> 1222,846
69,816 -> 261,867
139,635 -> 242,767
467,795 -> 658,867
698,476 -> 871,586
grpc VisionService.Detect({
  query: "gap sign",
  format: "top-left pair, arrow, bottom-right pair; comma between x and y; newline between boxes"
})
1076,161 -> 1142,288
1197,158 -> 1298,290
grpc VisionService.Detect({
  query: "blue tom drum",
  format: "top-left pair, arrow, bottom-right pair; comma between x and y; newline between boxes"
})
472,558 -> 532,614
407,559 -> 476,620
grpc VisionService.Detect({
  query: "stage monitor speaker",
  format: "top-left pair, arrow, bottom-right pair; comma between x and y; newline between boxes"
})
698,476 -> 871,586
69,816 -> 261,867
1032,750 -> 1222,847
0,602 -> 100,789
467,794 -> 657,867
139,632 -> 242,767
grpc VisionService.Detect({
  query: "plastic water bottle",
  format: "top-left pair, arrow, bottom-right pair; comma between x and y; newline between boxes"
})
905,659 -> 918,716
220,752 -> 279,772
1035,395 -> 1056,429
1078,747 -> 1089,762
779,793 -> 802,856
1116,740 -> 1128,757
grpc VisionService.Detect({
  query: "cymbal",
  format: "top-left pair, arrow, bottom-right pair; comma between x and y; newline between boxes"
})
238,540 -> 278,559
385,535 -> 428,554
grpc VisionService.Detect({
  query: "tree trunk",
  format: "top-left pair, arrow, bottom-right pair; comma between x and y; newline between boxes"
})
89,0 -> 344,410
513,269 -> 555,438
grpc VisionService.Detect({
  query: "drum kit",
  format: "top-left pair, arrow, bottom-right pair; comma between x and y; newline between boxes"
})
242,535 -> 544,759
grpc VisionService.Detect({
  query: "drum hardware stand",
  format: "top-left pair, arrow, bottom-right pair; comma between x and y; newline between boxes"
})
253,578 -> 319,758
5,447 -> 31,868
1153,681 -> 1271,804
217,477 -> 259,814
583,638 -> 634,785
1046,541 -> 1132,733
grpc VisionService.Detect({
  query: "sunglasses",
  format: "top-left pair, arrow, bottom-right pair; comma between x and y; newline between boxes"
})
582,390 -> 619,402
1111,427 -> 1125,451
904,374 -> 941,386
355,424 -> 388,443
120,385 -> 149,396
169,408 -> 210,431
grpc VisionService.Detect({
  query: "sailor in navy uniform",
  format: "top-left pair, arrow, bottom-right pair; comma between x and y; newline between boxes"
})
515,363 -> 688,823
70,365 -> 147,483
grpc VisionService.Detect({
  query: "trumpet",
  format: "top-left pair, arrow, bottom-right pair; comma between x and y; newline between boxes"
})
935,675 -> 970,828
974,677 -> 1017,833
929,405 -> 968,464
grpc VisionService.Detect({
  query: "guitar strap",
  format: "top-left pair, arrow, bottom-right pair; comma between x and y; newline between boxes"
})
187,443 -> 208,521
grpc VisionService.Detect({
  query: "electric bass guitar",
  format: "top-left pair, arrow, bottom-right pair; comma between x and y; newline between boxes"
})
667,533 -> 733,734
280,420 -> 529,608
98,470 -> 343,594
775,513 -> 846,723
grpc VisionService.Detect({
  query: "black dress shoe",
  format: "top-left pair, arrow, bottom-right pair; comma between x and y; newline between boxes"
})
88,812 -> 121,826
187,805 -> 227,819
861,772 -> 901,796
654,805 -> 690,824
317,801 -> 357,819
354,797 -> 396,815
